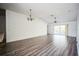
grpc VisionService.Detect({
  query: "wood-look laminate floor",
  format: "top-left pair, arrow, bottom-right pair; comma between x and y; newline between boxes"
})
0,35 -> 78,56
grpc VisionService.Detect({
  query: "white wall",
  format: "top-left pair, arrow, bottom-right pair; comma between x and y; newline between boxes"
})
47,24 -> 54,35
47,21 -> 77,37
77,7 -> 79,55
6,10 -> 47,42
67,21 -> 77,37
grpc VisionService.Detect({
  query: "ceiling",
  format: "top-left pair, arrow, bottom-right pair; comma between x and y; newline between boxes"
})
0,3 -> 78,23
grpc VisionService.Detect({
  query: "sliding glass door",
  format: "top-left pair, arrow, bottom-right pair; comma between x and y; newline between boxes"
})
54,25 -> 67,35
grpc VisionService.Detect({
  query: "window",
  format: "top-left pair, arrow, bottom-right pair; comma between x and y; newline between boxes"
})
54,25 -> 67,35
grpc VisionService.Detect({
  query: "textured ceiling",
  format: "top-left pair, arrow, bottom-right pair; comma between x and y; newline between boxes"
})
0,3 -> 78,23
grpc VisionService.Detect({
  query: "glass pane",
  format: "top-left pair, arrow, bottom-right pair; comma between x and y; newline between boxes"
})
54,25 -> 66,35
60,25 -> 66,35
